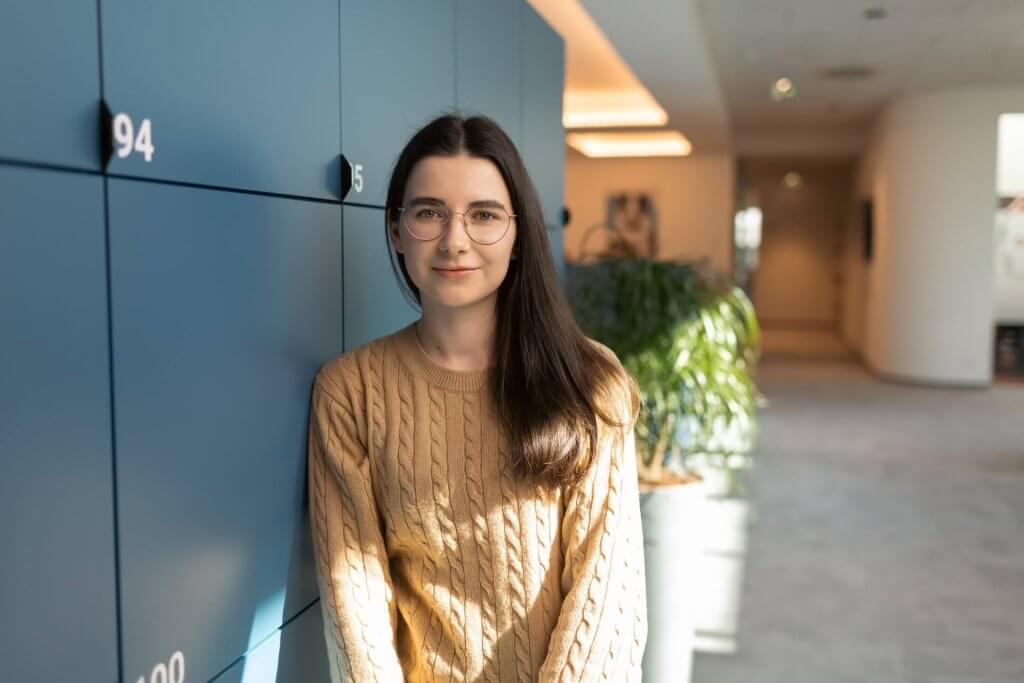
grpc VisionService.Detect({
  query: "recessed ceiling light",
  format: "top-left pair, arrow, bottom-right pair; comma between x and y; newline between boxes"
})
783,172 -> 802,189
771,77 -> 797,101
566,131 -> 692,158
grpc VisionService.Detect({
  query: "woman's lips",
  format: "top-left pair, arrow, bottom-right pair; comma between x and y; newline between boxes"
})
433,267 -> 478,278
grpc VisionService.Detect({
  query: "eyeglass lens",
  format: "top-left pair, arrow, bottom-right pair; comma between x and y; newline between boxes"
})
403,205 -> 511,244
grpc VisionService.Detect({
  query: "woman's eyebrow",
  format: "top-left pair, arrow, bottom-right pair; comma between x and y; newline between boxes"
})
408,196 -> 508,210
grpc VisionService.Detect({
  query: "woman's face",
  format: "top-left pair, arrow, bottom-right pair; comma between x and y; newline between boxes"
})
389,153 -> 518,312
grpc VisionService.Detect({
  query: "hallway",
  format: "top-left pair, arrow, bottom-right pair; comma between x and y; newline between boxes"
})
693,359 -> 1024,683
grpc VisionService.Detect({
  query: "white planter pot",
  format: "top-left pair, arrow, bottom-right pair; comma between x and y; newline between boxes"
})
691,462 -> 732,498
638,479 -> 708,683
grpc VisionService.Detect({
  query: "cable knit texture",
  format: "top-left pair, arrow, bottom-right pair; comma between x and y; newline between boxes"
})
307,321 -> 648,682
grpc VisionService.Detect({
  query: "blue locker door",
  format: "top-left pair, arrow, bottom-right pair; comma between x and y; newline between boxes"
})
521,4 -> 565,232
548,224 -> 567,284
456,0 -> 522,148
208,602 -> 331,683
0,1 -> 101,169
521,5 -> 566,281
107,179 -> 342,682
340,0 -> 456,208
100,0 -> 341,199
0,166 -> 117,682
343,205 -> 419,350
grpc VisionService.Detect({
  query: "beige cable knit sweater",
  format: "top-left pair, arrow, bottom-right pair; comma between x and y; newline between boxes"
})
307,321 -> 648,682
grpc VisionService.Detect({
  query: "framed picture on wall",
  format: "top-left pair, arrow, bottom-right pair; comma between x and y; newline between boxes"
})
605,191 -> 658,259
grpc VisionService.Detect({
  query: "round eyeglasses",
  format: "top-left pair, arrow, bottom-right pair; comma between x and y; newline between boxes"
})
396,204 -> 516,245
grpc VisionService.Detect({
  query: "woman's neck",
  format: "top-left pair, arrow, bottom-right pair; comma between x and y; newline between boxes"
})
415,306 -> 496,372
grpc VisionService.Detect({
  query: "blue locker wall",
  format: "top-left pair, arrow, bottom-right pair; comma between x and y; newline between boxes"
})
0,1 -> 565,681
100,0 -> 342,199
522,2 -> 566,231
0,1 -> 101,170
0,165 -> 118,682
107,178 -> 340,682
209,603 -> 331,683
457,0 -> 523,149
343,205 -> 419,351
521,2 -> 568,281
340,0 -> 457,207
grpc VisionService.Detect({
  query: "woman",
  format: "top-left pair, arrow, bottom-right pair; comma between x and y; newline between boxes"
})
307,113 -> 648,682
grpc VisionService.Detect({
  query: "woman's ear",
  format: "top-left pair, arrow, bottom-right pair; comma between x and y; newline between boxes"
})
388,212 -> 404,254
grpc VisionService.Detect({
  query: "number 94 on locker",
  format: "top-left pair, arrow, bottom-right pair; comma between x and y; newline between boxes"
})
112,112 -> 155,162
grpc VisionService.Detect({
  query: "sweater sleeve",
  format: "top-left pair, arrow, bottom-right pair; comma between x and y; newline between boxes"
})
538,391 -> 649,681
307,372 -> 405,683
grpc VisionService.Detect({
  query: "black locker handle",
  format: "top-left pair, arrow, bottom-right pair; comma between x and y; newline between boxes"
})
99,99 -> 114,170
339,153 -> 352,201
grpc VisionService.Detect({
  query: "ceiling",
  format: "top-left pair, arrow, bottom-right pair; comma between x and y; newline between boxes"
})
579,0 -> 732,152
528,0 -> 670,129
573,0 -> 1024,157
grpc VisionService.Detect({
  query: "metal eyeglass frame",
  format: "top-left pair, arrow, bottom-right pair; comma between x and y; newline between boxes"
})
395,205 -> 516,246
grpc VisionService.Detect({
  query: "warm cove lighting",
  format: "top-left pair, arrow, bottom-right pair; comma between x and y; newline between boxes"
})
566,131 -> 692,158
564,90 -> 668,128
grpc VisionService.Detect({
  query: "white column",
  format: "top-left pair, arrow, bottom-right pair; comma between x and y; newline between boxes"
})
864,87 -> 1024,385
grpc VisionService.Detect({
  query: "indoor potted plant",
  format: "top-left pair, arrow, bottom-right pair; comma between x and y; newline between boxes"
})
568,257 -> 761,682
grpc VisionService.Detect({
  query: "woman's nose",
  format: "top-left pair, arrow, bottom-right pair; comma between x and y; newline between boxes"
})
438,212 -> 471,252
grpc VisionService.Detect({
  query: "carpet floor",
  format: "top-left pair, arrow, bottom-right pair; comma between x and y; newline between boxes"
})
692,358 -> 1024,683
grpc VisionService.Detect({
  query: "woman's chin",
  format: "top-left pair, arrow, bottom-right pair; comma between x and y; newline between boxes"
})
422,288 -> 490,310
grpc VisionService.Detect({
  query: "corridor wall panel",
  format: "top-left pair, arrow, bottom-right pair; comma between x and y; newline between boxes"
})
0,166 -> 117,682
0,1 -> 101,169
456,0 -> 523,148
106,178 -> 341,682
340,0 -> 457,207
343,205 -> 420,350
100,0 -> 341,199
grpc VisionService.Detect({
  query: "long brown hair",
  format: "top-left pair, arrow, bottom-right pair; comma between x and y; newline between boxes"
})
384,112 -> 640,488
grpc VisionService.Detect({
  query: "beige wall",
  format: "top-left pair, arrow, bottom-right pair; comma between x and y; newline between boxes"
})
562,147 -> 735,276
745,158 -> 853,327
838,137 -> 877,356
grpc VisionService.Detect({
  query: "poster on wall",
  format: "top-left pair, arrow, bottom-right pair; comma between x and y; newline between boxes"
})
994,195 -> 1024,324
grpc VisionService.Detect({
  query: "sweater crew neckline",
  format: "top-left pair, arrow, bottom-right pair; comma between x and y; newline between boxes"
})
392,321 -> 492,393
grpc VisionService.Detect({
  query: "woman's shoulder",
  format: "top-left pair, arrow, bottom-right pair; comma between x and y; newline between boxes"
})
313,329 -> 400,403
582,336 -> 639,431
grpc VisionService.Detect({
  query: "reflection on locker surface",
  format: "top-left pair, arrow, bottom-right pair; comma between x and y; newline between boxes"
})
208,603 -> 331,683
